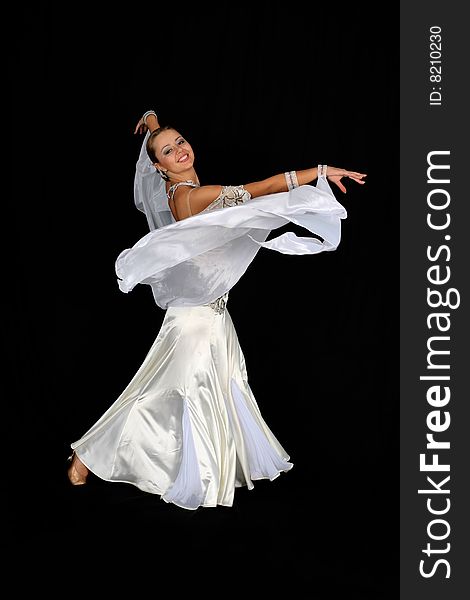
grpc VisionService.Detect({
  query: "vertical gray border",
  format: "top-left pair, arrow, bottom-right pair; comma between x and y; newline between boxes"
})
401,2 -> 468,598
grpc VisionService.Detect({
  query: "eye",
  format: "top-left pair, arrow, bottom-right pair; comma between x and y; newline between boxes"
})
177,138 -> 186,145
163,148 -> 172,156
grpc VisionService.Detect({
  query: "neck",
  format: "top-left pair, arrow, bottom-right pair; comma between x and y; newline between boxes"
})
168,167 -> 199,185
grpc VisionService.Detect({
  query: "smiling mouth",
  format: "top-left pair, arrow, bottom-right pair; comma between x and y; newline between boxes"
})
178,154 -> 189,163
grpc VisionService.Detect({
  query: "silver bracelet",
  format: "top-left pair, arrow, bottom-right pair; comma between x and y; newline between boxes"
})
317,164 -> 328,178
284,171 -> 299,191
142,110 -> 157,125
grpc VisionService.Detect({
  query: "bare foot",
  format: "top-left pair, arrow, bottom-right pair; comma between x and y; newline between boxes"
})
67,452 -> 89,486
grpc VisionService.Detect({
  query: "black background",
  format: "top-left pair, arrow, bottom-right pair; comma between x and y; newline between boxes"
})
8,2 -> 398,597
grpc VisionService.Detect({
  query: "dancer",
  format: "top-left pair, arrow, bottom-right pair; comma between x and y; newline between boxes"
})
67,109 -> 366,510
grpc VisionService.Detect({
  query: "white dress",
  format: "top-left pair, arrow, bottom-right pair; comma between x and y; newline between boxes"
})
71,178 -> 347,510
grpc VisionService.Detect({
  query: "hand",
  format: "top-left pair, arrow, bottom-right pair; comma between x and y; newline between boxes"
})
325,166 -> 367,193
134,117 -> 149,135
134,110 -> 159,135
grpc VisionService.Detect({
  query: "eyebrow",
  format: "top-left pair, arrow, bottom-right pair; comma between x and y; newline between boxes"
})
161,136 -> 183,152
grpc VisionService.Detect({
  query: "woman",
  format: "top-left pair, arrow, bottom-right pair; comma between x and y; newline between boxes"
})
67,110 -> 366,510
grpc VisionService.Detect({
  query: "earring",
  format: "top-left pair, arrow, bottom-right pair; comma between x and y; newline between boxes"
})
157,168 -> 169,181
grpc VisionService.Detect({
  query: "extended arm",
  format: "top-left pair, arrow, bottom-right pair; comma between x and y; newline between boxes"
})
244,167 -> 319,198
172,164 -> 366,221
244,165 -> 366,197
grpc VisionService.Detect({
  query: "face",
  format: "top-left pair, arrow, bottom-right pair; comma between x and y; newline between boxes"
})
154,129 -> 195,174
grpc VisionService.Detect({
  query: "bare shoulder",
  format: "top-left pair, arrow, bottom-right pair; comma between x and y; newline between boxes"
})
182,185 -> 223,203
173,184 -> 223,220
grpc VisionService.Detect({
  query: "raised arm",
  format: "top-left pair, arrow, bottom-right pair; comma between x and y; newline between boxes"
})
134,110 -> 160,134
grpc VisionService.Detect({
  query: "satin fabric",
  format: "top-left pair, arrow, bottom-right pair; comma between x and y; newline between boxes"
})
116,177 -> 347,309
71,296 -> 293,509
72,178 -> 346,509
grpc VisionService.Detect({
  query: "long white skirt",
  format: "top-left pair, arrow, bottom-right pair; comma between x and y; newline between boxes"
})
71,293 -> 293,510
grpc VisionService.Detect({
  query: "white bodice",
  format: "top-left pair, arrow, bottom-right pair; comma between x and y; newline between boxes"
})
167,182 -> 251,215
202,187 -> 250,312
201,186 -> 251,213
166,184 -> 251,313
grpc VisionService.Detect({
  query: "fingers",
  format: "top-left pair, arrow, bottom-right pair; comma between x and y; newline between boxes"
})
345,172 -> 366,178
354,175 -> 367,182
334,180 -> 347,193
330,174 -> 366,193
134,121 -> 148,135
345,171 -> 367,184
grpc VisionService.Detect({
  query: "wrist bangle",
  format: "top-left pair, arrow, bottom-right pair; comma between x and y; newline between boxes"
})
317,164 -> 328,178
284,171 -> 299,191
142,110 -> 157,125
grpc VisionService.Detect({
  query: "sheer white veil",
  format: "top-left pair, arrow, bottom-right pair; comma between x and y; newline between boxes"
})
134,130 -> 176,230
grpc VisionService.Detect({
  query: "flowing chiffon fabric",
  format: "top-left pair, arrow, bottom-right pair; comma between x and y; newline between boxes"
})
116,177 -> 347,309
71,157 -> 347,509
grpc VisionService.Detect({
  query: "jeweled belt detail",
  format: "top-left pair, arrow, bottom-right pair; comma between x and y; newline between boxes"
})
206,292 -> 229,314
